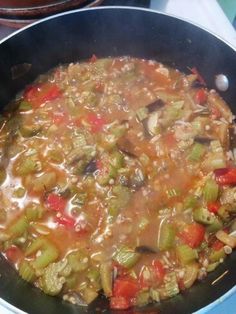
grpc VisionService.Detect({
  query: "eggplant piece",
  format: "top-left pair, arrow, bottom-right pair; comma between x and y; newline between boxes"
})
142,111 -> 159,137
117,136 -> 138,157
83,159 -> 97,174
146,99 -> 165,113
194,136 -> 214,145
135,245 -> 158,254
130,168 -> 145,189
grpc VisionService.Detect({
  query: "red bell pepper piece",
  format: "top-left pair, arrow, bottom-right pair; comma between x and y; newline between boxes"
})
211,239 -> 224,251
113,277 -> 139,299
152,260 -> 166,283
110,296 -> 131,310
24,83 -> 61,108
86,113 -> 106,133
195,89 -> 207,105
214,168 -> 236,185
179,223 -> 205,248
5,246 -> 22,263
56,215 -> 75,228
207,201 -> 220,214
46,193 -> 67,212
190,67 -> 206,85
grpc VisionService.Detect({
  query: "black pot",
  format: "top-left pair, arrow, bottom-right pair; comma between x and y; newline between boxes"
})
0,7 -> 236,314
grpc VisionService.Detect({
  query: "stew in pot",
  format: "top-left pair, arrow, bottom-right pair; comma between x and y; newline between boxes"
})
0,56 -> 236,309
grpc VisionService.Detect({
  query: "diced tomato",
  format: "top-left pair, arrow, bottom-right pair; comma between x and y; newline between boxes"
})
211,239 -> 224,251
190,67 -> 206,86
56,215 -> 75,228
152,260 -> 166,283
110,296 -> 131,310
179,223 -> 205,248
46,193 -> 67,212
195,89 -> 207,105
89,54 -> 97,63
207,201 -> 220,214
162,132 -> 177,149
86,113 -> 106,133
214,168 -> 236,185
51,111 -> 68,125
113,277 -> 139,299
5,246 -> 22,263
24,83 -> 61,108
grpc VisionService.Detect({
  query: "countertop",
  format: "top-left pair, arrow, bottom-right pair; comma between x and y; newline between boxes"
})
0,0 -> 235,313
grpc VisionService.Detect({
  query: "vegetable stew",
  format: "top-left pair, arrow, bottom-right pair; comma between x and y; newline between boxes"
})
0,56 -> 236,309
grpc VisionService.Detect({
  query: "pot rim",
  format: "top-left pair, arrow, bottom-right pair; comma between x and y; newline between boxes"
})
0,5 -> 235,313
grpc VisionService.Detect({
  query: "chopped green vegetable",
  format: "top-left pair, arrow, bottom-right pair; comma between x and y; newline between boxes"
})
113,246 -> 140,268
188,143 -> 205,162
19,260 -> 36,283
25,237 -> 59,269
135,290 -> 150,306
13,187 -> 25,198
100,261 -> 112,297
176,245 -> 198,264
167,188 -> 180,198
193,207 -> 215,225
206,262 -> 219,272
203,179 -> 219,203
161,272 -> 179,298
67,249 -> 89,272
206,217 -> 223,233
19,101 -> 32,111
183,195 -> 198,210
20,124 -> 41,137
39,259 -> 71,296
25,203 -> 45,221
217,205 -> 230,222
158,224 -> 175,251
209,248 -> 226,262
136,107 -> 149,121
81,287 -> 98,304
29,172 -> 57,193
9,216 -> 28,238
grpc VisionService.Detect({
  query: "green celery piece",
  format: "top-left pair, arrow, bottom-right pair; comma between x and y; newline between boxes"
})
9,216 -> 28,238
203,179 -> 219,203
67,249 -> 89,272
183,195 -> 198,210
209,248 -> 226,263
206,217 -> 223,233
100,261 -> 112,297
176,245 -> 198,265
19,260 -> 36,283
25,237 -> 59,269
188,143 -> 205,162
19,100 -> 32,111
158,224 -> 175,251
113,246 -> 140,268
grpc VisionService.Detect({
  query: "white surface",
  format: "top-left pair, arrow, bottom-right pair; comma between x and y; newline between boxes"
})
0,2 -> 236,313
